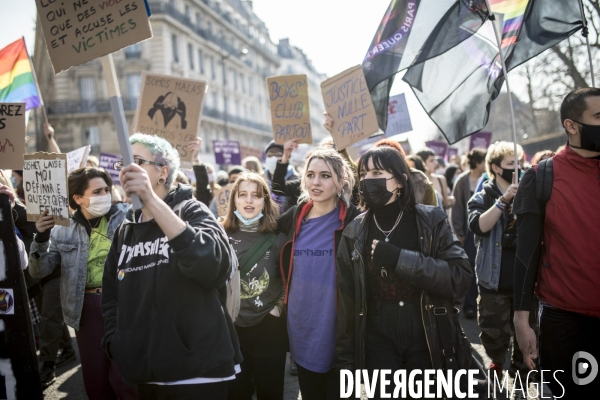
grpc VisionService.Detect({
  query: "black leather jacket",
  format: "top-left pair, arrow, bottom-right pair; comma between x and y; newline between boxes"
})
336,204 -> 472,370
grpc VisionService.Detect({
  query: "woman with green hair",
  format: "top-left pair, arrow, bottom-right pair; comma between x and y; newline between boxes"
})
101,133 -> 241,399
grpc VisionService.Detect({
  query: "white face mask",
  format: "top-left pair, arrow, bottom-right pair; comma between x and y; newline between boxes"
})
81,194 -> 112,217
265,156 -> 278,175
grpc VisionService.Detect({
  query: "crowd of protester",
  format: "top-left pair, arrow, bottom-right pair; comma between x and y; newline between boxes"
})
0,87 -> 598,399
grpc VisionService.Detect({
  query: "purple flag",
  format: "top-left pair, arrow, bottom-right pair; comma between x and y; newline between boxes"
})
213,140 -> 241,166
447,147 -> 459,161
469,131 -> 492,150
99,153 -> 121,185
425,140 -> 448,158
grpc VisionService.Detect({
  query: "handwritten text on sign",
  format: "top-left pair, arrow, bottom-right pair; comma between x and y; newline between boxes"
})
133,72 -> 207,164
214,184 -> 232,218
23,152 -> 70,227
321,65 -> 379,150
0,103 -> 26,170
267,75 -> 312,145
213,140 -> 241,166
36,0 -> 153,73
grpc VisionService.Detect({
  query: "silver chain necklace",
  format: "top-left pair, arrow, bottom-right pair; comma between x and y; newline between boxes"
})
373,211 -> 403,242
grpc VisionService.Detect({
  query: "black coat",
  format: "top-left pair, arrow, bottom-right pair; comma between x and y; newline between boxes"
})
336,204 -> 472,371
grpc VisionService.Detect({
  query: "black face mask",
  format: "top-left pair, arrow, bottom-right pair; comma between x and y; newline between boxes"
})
359,178 -> 397,209
570,120 -> 600,152
496,166 -> 521,183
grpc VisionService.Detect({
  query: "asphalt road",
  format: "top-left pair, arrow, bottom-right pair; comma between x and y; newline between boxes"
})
43,307 -> 549,400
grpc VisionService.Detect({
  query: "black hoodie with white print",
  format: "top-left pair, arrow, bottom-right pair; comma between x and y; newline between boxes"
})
101,184 -> 242,384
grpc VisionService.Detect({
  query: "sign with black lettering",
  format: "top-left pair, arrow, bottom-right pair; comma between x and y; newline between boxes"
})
22,152 -> 70,227
132,72 -> 207,167
35,0 -> 153,73
321,65 -> 379,150
0,103 -> 26,170
267,75 -> 312,145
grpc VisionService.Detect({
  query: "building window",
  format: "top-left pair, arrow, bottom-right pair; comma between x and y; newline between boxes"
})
195,12 -> 201,27
125,43 -> 141,59
249,78 -> 253,95
232,69 -> 237,90
127,74 -> 142,101
172,34 -> 179,63
79,76 -> 96,112
198,50 -> 204,74
212,91 -> 218,111
188,43 -> 194,70
184,5 -> 191,21
240,74 -> 245,94
83,126 -> 100,154
169,0 -> 175,7
210,56 -> 216,79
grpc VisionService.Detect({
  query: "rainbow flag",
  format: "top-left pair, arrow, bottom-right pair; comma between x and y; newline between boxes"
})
0,38 -> 41,110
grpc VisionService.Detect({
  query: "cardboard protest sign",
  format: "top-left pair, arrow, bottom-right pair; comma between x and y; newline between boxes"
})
133,72 -> 207,166
425,140 -> 448,158
321,65 -> 379,150
35,0 -> 153,73
387,94 -> 413,136
66,145 -> 91,174
213,140 -> 241,166
0,103 -> 26,170
23,152 -> 70,227
213,184 -> 232,218
99,152 -> 121,184
469,131 -> 492,150
267,75 -> 312,145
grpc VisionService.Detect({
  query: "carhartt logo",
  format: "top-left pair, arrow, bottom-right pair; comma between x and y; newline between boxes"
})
294,248 -> 334,257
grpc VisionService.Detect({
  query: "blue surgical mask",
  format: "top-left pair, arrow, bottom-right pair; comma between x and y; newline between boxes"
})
234,210 -> 263,225
11,177 -> 18,188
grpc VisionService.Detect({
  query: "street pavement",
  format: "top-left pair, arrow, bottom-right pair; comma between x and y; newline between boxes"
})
44,307 -> 547,400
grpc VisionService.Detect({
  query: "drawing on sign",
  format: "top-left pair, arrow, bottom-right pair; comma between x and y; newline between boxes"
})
0,103 -> 27,170
266,75 -> 312,145
0,289 -> 15,315
133,72 -> 207,164
23,152 -> 70,226
147,92 -> 188,129
0,139 -> 14,153
214,184 -> 232,217
321,66 -> 379,150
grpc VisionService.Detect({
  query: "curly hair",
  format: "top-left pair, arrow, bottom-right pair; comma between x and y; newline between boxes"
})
130,133 -> 180,187
485,141 -> 524,179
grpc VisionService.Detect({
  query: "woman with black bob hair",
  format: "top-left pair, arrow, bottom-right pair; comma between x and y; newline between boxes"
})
336,146 -> 472,398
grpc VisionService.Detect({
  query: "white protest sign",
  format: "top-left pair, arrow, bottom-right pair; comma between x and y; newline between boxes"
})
66,145 -> 91,174
23,152 -> 70,227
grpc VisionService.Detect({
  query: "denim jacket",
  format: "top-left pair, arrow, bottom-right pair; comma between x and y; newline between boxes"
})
467,180 -> 507,291
28,203 -> 129,330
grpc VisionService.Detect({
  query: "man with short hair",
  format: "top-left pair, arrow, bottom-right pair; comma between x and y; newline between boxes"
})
513,87 -> 600,397
468,141 -> 530,380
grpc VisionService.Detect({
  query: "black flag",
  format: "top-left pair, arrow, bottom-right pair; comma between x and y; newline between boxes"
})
403,0 -> 582,144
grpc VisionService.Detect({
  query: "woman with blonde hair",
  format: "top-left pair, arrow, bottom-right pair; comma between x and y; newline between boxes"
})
221,172 -> 287,400
278,148 -> 360,399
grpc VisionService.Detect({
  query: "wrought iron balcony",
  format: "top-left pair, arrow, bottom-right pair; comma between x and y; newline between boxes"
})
47,98 -> 139,115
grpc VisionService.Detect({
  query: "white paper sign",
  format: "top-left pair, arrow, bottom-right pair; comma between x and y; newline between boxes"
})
66,145 -> 91,175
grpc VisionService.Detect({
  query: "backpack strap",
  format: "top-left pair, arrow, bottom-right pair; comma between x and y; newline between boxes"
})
238,233 -> 278,277
535,158 -> 554,214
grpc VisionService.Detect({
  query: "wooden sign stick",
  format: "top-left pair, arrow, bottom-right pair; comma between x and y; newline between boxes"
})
100,54 -> 142,210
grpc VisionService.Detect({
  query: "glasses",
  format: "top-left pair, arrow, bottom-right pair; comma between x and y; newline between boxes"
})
113,158 -> 165,171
